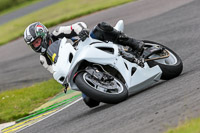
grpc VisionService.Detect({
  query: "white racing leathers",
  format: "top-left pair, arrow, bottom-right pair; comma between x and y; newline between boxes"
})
39,22 -> 87,73
40,55 -> 54,73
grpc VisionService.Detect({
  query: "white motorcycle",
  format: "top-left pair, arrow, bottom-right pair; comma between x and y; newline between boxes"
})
48,20 -> 183,108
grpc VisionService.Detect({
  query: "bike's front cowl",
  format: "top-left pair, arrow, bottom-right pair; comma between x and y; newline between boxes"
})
65,38 -> 130,107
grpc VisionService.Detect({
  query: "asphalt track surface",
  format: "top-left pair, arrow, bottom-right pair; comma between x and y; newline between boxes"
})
0,0 -> 62,25
1,0 -> 200,132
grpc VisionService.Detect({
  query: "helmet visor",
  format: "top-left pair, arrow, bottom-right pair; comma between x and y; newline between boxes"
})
30,37 -> 42,52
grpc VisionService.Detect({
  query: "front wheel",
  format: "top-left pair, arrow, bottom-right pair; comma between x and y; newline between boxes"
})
75,72 -> 128,104
143,40 -> 183,80
82,93 -> 100,108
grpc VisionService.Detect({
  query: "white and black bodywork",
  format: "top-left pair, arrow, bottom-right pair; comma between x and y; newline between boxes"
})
49,20 -> 183,107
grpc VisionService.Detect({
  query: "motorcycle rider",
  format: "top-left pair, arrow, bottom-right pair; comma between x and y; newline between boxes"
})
24,21 -> 144,74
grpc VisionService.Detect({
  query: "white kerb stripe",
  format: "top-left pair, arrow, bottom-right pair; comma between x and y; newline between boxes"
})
16,98 -> 82,133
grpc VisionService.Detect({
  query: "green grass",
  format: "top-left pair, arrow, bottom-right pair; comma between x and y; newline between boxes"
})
0,0 -> 133,46
0,0 -> 39,13
0,79 -> 63,123
165,117 -> 200,133
0,0 -> 43,17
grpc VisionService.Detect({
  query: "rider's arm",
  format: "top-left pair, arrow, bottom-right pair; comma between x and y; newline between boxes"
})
40,54 -> 54,74
51,22 -> 87,40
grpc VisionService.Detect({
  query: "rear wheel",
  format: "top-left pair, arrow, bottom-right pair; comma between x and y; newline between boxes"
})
75,72 -> 128,104
143,40 -> 183,80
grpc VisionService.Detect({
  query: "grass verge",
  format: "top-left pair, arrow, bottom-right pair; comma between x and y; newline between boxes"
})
165,117 -> 200,133
0,79 -> 63,124
0,0 -> 133,46
0,0 -> 43,17
0,0 -> 39,13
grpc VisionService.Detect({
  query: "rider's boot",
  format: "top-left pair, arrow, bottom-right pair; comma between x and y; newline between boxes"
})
117,32 -> 144,54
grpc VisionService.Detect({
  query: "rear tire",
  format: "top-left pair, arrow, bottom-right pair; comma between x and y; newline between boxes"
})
143,40 -> 183,80
75,72 -> 128,104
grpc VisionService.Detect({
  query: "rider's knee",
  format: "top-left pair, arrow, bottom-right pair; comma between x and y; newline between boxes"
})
90,22 -> 118,42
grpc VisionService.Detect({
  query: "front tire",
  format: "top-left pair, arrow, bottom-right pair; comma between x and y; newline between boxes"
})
82,93 -> 100,108
75,72 -> 128,104
143,40 -> 183,80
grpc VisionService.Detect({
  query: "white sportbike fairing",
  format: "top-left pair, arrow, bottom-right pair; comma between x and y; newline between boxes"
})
51,20 -> 183,105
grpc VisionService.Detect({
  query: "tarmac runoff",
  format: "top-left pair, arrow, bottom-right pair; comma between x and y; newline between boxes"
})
0,89 -> 82,133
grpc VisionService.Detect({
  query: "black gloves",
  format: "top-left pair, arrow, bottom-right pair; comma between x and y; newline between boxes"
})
78,29 -> 89,41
